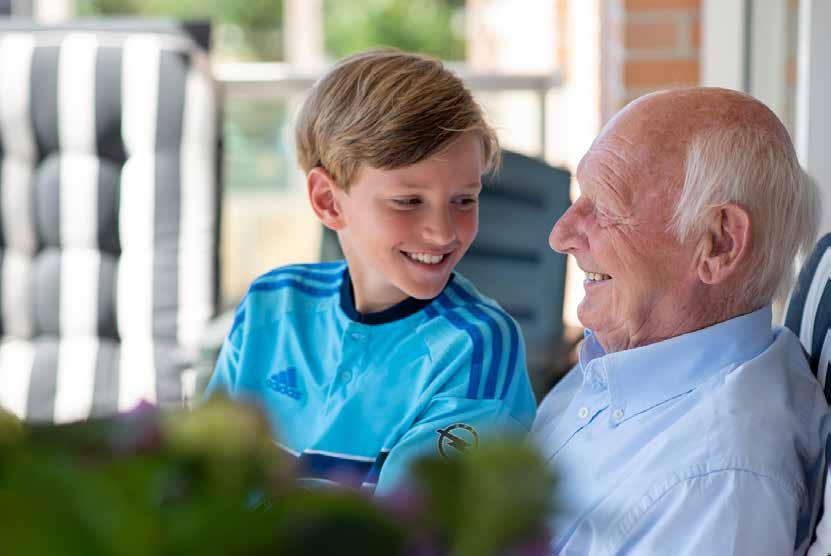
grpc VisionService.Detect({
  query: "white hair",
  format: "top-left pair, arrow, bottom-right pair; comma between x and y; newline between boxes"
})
672,125 -> 820,307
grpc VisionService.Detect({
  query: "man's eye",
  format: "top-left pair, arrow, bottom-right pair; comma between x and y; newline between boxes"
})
593,205 -> 615,227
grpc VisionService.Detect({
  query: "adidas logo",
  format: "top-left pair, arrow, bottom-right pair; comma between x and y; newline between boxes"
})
266,367 -> 302,400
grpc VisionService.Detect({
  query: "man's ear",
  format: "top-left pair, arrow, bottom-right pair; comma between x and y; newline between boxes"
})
696,203 -> 751,285
307,167 -> 346,231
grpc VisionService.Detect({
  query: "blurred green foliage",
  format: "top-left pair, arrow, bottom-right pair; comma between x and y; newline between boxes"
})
77,0 -> 281,30
0,399 -> 555,556
76,0 -> 284,60
77,0 -> 466,61
324,0 -> 466,60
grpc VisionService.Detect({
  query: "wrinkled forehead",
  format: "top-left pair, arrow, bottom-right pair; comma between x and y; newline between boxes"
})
574,118 -> 681,211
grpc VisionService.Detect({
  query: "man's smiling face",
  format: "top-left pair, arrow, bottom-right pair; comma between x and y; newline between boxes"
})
548,100 -> 702,353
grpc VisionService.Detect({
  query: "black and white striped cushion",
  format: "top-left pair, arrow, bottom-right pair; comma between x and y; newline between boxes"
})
0,30 -> 218,422
785,233 -> 831,400
784,233 -> 831,555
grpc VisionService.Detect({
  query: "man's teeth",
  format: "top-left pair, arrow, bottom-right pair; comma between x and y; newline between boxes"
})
586,272 -> 611,282
407,252 -> 445,264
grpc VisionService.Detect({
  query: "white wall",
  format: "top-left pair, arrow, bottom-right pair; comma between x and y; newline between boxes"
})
701,0 -> 747,91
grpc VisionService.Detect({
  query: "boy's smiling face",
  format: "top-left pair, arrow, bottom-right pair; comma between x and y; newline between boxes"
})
322,132 -> 484,313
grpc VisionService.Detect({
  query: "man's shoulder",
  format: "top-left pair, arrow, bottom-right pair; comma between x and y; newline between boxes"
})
653,328 -> 826,493
709,326 -> 826,432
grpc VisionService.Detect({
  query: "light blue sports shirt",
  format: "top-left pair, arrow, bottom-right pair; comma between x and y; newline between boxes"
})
207,261 -> 536,495
532,306 -> 829,555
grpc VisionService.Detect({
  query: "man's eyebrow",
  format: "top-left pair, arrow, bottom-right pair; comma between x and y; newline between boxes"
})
574,179 -> 592,198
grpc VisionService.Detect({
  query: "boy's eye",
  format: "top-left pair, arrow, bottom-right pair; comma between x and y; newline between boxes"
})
455,196 -> 478,206
391,198 -> 421,207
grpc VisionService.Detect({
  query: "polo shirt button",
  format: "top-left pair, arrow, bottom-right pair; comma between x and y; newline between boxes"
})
340,371 -> 352,382
612,408 -> 624,421
578,406 -> 589,419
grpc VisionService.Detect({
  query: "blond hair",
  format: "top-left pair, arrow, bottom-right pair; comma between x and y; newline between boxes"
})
295,48 -> 499,189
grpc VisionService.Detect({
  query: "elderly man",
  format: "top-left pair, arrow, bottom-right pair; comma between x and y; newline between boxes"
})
533,87 -> 829,554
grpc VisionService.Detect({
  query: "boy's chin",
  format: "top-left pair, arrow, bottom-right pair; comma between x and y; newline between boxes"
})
399,278 -> 450,301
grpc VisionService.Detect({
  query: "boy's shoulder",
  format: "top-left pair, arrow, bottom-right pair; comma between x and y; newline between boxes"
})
416,273 -> 530,403
230,261 -> 347,340
432,272 -> 516,321
419,272 -> 523,354
246,260 -> 347,298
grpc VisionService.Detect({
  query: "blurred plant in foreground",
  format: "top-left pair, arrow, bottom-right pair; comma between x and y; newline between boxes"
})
0,399 -> 555,556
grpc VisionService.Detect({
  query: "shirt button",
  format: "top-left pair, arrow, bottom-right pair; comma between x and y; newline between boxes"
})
350,332 -> 365,341
578,406 -> 590,419
612,408 -> 624,421
340,371 -> 352,382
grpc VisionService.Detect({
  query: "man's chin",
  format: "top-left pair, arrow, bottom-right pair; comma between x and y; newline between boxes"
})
576,308 -> 609,335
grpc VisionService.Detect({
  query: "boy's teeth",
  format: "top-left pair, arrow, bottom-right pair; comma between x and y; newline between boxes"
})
408,252 -> 444,264
586,272 -> 611,282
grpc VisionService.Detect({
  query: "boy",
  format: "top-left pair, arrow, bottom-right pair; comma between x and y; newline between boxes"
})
207,49 -> 536,495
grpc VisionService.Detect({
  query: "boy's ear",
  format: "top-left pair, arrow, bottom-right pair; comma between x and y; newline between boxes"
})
696,203 -> 751,285
307,167 -> 346,231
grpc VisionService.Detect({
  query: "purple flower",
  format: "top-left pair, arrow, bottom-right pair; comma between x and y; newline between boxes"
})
376,483 -> 427,522
109,400 -> 163,455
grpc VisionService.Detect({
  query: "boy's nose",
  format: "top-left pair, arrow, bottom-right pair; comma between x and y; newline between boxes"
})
549,201 -> 587,254
422,207 -> 457,245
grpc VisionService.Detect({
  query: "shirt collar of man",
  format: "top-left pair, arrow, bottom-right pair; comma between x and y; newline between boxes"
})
579,305 -> 774,422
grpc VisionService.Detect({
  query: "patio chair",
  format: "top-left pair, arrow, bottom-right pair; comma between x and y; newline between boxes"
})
783,232 -> 831,555
0,22 -> 220,422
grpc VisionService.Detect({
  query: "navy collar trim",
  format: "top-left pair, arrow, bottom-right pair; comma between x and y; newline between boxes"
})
338,268 -> 453,325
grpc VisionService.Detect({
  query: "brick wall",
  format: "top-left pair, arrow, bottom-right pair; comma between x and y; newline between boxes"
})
602,0 -> 701,121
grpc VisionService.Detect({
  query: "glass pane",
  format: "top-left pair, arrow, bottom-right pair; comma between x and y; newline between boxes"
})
323,0 -> 466,60
75,0 -> 284,61
224,95 -> 292,192
220,92 -> 317,307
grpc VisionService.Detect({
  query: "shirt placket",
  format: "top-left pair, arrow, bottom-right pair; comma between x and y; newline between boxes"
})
324,322 -> 371,414
542,362 -> 610,462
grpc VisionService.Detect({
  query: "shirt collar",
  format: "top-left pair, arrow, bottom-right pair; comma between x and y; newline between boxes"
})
339,267 -> 453,325
580,305 -> 774,420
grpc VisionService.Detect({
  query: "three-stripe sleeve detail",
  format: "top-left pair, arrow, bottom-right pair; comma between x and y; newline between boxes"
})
249,263 -> 345,296
437,295 -> 485,399
449,283 -> 503,399
433,283 -> 522,400
231,264 -> 345,338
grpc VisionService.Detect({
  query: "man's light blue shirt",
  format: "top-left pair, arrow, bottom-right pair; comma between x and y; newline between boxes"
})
532,306 -> 829,555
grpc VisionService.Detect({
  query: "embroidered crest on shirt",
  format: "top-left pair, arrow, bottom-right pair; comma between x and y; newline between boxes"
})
266,367 -> 302,400
436,423 -> 479,458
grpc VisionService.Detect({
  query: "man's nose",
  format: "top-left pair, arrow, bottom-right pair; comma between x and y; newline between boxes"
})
549,200 -> 588,254
422,206 -> 457,245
